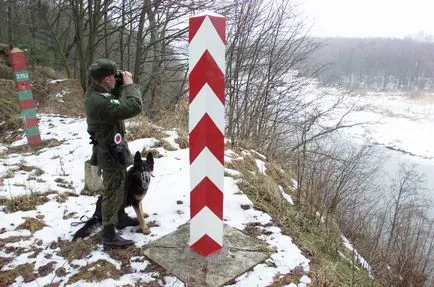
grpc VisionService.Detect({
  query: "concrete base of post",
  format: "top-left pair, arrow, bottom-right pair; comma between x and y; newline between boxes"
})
83,160 -> 104,195
143,223 -> 272,287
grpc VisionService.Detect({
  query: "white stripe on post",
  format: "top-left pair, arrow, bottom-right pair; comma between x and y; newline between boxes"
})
189,12 -> 226,256
189,16 -> 225,73
190,207 -> 224,244
188,84 -> 225,134
190,148 -> 224,192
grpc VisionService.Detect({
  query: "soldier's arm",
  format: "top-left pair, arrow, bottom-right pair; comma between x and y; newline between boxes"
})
102,83 -> 143,121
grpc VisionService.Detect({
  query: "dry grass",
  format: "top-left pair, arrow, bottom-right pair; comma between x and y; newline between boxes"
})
0,262 -> 36,286
175,129 -> 189,149
30,65 -> 59,80
17,217 -> 47,234
0,256 -> 14,269
56,191 -> 77,203
0,63 -> 13,80
226,154 -> 258,174
66,259 -> 121,285
6,138 -> 64,155
59,236 -> 160,284
0,79 -> 21,142
270,266 -> 304,286
55,177 -> 73,189
233,155 -> 380,287
237,169 -> 286,215
30,65 -> 84,116
125,116 -> 168,141
18,163 -> 45,175
265,162 -> 294,191
105,245 -> 144,274
156,138 -> 177,151
0,193 -> 49,213
38,261 -> 56,277
2,169 -> 14,179
151,100 -> 188,131
59,235 -> 101,262
0,235 -> 32,244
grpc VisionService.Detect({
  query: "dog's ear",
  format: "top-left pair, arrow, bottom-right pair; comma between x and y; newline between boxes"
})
146,152 -> 154,171
134,151 -> 142,165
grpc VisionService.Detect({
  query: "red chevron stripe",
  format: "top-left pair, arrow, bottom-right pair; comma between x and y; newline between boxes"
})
190,234 -> 222,256
19,99 -> 35,110
208,16 -> 226,44
190,177 -> 223,219
189,114 -> 224,164
189,16 -> 206,43
189,50 -> 224,104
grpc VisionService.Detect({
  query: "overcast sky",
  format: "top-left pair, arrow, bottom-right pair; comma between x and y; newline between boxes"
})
297,0 -> 434,38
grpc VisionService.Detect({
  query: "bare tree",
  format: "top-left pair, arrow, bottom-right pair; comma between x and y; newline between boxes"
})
339,164 -> 434,287
223,0 -> 319,154
36,0 -> 73,77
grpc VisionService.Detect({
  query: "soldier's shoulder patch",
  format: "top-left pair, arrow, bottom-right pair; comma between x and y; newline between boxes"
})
110,99 -> 120,105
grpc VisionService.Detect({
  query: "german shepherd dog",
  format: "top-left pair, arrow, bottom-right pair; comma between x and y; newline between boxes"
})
72,151 -> 154,241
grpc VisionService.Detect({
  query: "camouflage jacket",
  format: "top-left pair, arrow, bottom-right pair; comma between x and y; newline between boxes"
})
84,83 -> 142,170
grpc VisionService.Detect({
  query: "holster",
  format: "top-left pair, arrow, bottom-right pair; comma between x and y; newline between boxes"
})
102,141 -> 130,168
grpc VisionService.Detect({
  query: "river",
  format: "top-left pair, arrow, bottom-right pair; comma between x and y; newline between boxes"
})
319,88 -> 434,217
293,85 -> 434,284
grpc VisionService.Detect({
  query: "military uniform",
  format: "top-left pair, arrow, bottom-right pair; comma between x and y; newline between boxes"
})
84,59 -> 142,248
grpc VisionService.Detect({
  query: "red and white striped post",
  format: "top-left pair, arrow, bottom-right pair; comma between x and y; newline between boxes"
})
189,12 -> 226,256
9,48 -> 42,146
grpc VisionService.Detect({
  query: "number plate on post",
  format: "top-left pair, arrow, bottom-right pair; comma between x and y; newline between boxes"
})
14,71 -> 29,82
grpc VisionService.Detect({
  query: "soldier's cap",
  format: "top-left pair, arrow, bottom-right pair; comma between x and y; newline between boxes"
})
88,59 -> 117,79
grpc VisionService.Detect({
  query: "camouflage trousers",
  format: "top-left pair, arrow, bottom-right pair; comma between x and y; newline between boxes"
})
101,169 -> 126,226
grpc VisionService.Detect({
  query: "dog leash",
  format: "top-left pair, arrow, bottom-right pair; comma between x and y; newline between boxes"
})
70,215 -> 92,226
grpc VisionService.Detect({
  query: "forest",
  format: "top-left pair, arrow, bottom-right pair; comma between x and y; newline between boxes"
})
306,37 -> 434,91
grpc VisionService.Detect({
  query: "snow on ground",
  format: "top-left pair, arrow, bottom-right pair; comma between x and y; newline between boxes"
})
279,185 -> 294,205
1,116 -> 90,197
341,236 -> 372,277
0,114 -> 310,286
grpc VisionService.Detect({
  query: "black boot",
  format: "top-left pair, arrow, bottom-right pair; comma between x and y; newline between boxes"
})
103,224 -> 134,249
116,208 -> 139,229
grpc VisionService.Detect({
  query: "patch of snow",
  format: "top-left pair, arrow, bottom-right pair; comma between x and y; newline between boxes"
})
250,150 -> 267,160
55,90 -> 71,103
291,179 -> 298,189
341,235 -> 372,276
49,79 -> 67,84
279,185 -> 294,205
162,130 -> 180,150
225,168 -> 241,177
255,159 -> 266,175
224,149 -> 244,163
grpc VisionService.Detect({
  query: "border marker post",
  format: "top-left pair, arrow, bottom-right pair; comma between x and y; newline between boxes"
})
188,12 -> 226,256
9,48 -> 42,146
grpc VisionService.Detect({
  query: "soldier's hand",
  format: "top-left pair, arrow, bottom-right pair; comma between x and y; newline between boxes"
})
121,71 -> 133,86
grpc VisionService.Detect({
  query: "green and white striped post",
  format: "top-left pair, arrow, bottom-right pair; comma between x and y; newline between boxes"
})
9,48 -> 42,146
